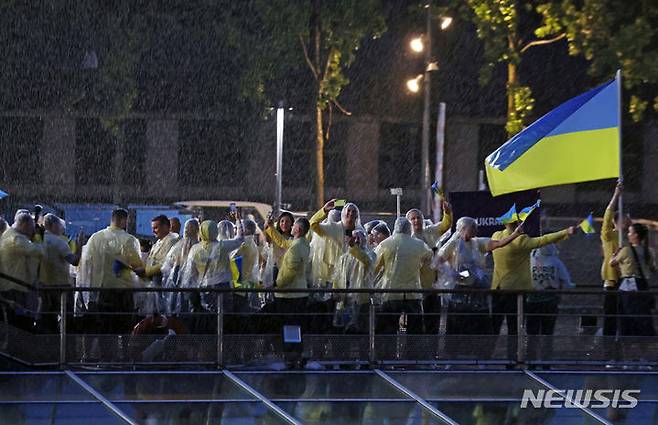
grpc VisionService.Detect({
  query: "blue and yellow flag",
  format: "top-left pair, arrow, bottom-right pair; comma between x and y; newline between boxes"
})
0,189 -> 7,200
431,182 -> 445,199
518,200 -> 541,222
497,204 -> 519,225
230,256 -> 243,287
485,76 -> 620,196
579,214 -> 596,235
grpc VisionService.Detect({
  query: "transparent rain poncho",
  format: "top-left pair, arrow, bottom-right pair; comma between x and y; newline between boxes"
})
437,217 -> 491,306
161,219 -> 199,315
261,213 -> 294,290
331,230 -> 376,330
374,217 -> 433,303
309,203 -> 364,301
231,219 -> 262,309
309,208 -> 343,298
405,208 -> 451,249
177,220 -> 242,312
217,220 -> 236,241
75,226 -> 143,316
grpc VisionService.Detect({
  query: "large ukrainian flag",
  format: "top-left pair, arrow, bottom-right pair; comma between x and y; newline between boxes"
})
485,76 -> 620,196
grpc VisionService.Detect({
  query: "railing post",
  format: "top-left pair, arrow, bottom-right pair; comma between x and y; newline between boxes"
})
369,301 -> 376,366
517,292 -> 525,365
216,292 -> 224,368
59,290 -> 67,368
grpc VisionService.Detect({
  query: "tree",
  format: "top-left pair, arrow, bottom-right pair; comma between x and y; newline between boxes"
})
231,0 -> 386,208
458,0 -> 658,135
462,0 -> 568,136
537,0 -> 658,122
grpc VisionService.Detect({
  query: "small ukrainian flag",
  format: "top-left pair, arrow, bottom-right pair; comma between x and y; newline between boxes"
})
579,213 -> 596,235
518,200 -> 541,222
431,182 -> 445,199
230,256 -> 243,286
497,204 -> 519,225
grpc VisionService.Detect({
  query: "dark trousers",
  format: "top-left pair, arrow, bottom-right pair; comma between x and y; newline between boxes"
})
492,293 -> 521,336
38,291 -> 63,334
603,284 -> 619,336
274,296 -> 308,334
619,279 -> 655,337
307,298 -> 335,334
445,301 -> 493,359
377,299 -> 423,335
0,290 -> 34,332
422,294 -> 441,335
526,296 -> 559,336
446,305 -> 492,335
492,292 -> 522,361
526,295 -> 559,362
228,294 -> 252,334
90,290 -> 136,334
82,290 -> 135,362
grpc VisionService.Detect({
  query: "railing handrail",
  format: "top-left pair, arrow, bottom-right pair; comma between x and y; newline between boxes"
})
2,272 -> 655,296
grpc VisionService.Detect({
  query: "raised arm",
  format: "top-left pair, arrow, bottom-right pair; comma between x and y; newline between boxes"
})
518,227 -> 574,251
309,199 -> 336,237
264,226 -> 292,250
426,201 -> 453,236
486,223 -> 524,252
602,182 -> 622,241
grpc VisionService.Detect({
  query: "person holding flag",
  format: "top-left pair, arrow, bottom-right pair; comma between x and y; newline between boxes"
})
490,205 -> 576,361
601,182 -> 632,344
406,195 -> 452,336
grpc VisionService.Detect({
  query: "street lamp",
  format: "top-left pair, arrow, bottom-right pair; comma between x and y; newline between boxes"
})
406,75 -> 423,93
405,6 -> 452,215
409,37 -> 424,53
440,16 -> 453,30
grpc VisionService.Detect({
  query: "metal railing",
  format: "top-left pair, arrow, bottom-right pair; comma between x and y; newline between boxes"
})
1,271 -> 657,369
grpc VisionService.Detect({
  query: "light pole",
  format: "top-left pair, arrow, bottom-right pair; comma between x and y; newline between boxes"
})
421,4 -> 432,216
406,7 -> 452,215
274,102 -> 285,215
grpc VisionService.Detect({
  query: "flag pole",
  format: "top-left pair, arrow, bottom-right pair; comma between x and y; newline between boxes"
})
616,69 -> 623,246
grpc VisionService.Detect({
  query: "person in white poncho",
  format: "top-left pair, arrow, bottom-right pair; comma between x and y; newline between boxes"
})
160,218 -> 199,316
177,219 -> 243,333
332,229 -> 376,333
437,216 -> 522,336
309,199 -> 364,333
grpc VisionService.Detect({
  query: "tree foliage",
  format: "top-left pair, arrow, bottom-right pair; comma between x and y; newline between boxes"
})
537,0 -> 658,121
461,0 -> 658,135
229,0 -> 386,207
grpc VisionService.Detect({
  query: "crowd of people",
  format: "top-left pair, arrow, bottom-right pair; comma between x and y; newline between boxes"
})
0,182 -> 655,361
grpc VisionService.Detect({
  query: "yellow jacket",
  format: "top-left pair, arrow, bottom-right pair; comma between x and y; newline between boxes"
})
412,211 -> 452,289
600,207 -> 620,284
78,226 -> 143,289
615,246 -> 656,279
265,227 -> 309,298
232,235 -> 259,285
375,233 -> 433,301
145,233 -> 179,278
491,229 -> 569,290
0,228 -> 43,292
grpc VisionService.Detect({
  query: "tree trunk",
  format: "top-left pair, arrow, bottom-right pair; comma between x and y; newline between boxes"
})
315,104 -> 325,209
311,0 -> 324,209
507,61 -> 517,137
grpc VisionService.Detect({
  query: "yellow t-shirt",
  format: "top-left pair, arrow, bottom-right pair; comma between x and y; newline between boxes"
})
491,229 -> 569,290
